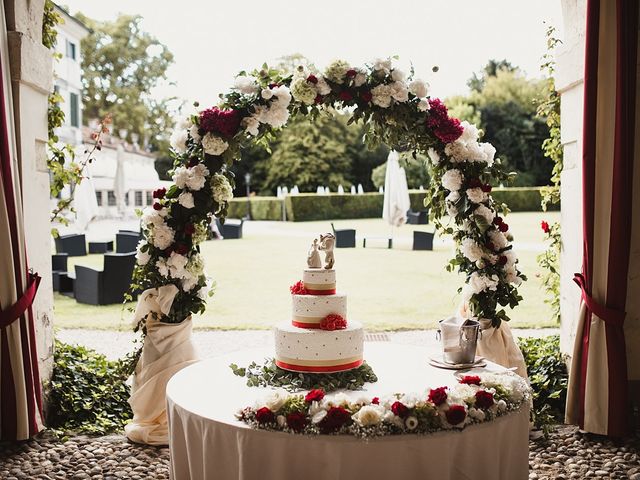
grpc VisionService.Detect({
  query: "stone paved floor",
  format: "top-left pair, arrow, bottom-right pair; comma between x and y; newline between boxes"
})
0,426 -> 638,479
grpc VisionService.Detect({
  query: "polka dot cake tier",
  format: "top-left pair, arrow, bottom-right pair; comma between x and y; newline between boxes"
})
274,233 -> 365,373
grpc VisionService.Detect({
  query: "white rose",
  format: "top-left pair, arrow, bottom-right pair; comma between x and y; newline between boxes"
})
505,265 -> 522,285
446,190 -> 461,205
503,250 -> 517,268
427,147 -> 440,164
141,206 -> 166,227
173,166 -> 190,189
391,69 -> 405,82
233,76 -> 259,95
189,124 -> 201,144
389,81 -> 409,103
202,133 -> 228,156
261,88 -> 273,100
324,59 -> 351,84
354,72 -> 367,87
152,223 -> 175,250
271,85 -> 292,105
497,400 -> 507,412
474,204 -> 495,225
468,272 -> 499,294
468,407 -> 486,421
466,187 -> 488,204
459,121 -> 480,144
352,405 -> 384,426
170,128 -> 188,153
441,169 -> 464,191
311,410 -> 327,424
166,252 -> 189,278
155,258 -> 169,277
178,191 -> 195,209
409,79 -> 428,98
417,98 -> 430,111
290,76 -> 318,105
315,76 -> 332,95
372,58 -> 392,74
488,229 -> 508,249
242,116 -> 260,136
181,273 -> 198,292
371,84 -> 392,108
135,242 -> 150,265
186,164 -> 210,191
276,415 -> 286,428
482,143 -> 496,165
461,238 -> 484,262
264,390 -> 287,412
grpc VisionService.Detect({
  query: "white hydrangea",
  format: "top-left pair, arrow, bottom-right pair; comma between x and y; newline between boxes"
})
178,191 -> 194,209
135,241 -> 150,265
290,76 -> 317,105
233,76 -> 259,95
473,204 -> 495,225
211,174 -> 234,204
409,79 -> 428,98
351,404 -> 384,426
488,229 -> 509,249
370,84 -> 392,108
417,98 -> 430,111
389,81 -> 409,103
391,69 -> 406,82
466,187 -> 488,204
441,169 -> 464,191
186,164 -> 210,191
324,59 -> 351,84
202,133 -> 229,156
241,115 -> 260,136
151,222 -> 175,250
372,58 -> 392,74
468,271 -> 500,294
461,238 -> 484,262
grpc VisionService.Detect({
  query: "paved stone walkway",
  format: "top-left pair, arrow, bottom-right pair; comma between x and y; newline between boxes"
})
0,426 -> 638,479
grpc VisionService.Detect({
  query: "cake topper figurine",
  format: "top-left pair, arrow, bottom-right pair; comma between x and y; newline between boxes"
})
319,233 -> 335,269
307,238 -> 322,268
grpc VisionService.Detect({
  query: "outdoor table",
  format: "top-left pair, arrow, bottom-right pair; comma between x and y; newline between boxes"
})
88,240 -> 114,254
166,343 -> 529,480
362,236 -> 393,249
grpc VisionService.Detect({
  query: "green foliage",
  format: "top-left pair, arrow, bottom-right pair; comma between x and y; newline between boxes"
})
285,193 -> 384,221
537,221 -> 561,323
226,197 -> 283,220
491,187 -> 559,212
445,95 -> 482,126
42,0 -> 62,49
46,341 -> 133,435
230,358 -> 378,392
370,152 -> 430,190
520,335 -> 568,435
467,59 -> 517,92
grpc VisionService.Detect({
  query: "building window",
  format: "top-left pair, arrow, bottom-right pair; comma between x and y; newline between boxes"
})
107,191 -> 116,206
146,191 -> 152,205
69,93 -> 79,128
95,191 -> 103,206
66,40 -> 76,60
125,192 -> 130,206
135,191 -> 143,206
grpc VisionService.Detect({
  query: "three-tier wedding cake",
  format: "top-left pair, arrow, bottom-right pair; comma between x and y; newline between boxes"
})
274,233 -> 364,373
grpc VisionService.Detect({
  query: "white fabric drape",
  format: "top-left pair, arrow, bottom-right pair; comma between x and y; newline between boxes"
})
382,151 -> 411,228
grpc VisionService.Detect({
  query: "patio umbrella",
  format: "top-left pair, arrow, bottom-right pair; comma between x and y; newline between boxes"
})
114,144 -> 126,216
382,150 -> 411,228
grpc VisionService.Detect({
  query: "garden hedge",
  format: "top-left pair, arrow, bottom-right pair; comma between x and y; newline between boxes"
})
226,197 -> 283,220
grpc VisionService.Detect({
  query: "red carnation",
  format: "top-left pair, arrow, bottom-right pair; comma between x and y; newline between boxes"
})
361,90 -> 373,103
498,255 -> 508,266
152,188 -> 166,199
475,390 -> 494,409
339,91 -> 353,102
541,220 -> 550,233
184,223 -> 196,235
174,243 -> 189,255
481,184 -> 492,193
427,98 -> 464,144
320,314 -> 347,331
286,412 -> 307,432
305,389 -> 325,403
152,202 -> 162,211
428,387 -> 448,406
199,107 -> 242,139
346,69 -> 357,78
498,222 -> 509,233
319,406 -> 351,433
290,280 -> 308,295
492,216 -> 503,225
306,74 -> 318,84
445,405 -> 467,425
255,407 -> 275,424
391,401 -> 410,419
468,178 -> 482,189
459,375 -> 481,386
371,397 -> 380,405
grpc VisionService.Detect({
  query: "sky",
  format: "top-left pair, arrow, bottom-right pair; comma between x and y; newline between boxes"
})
62,0 -> 564,112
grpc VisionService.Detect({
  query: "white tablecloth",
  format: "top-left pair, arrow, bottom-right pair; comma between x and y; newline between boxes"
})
166,343 -> 529,480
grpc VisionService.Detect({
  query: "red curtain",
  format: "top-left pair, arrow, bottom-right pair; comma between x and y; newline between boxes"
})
566,0 -> 638,437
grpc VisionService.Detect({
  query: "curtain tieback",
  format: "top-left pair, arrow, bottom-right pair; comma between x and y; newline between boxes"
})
573,273 -> 625,327
0,272 -> 41,329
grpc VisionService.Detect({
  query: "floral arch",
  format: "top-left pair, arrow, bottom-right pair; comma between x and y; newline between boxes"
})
131,58 -> 525,333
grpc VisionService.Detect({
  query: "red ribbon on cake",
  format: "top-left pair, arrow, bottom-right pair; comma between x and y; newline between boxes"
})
305,288 -> 336,295
275,359 -> 363,373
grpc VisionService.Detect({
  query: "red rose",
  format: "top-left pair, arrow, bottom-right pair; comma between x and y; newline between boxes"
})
319,407 -> 351,433
445,405 -> 467,425
485,241 -> 495,252
498,222 -> 509,233
346,69 -> 357,78
306,74 -> 318,84
459,375 -> 481,386
541,220 -> 550,233
426,98 -> 464,144
174,243 -> 189,255
184,223 -> 196,235
481,184 -> 492,193
199,107 -> 242,139
492,216 -> 503,225
391,401 -> 410,419
320,314 -> 347,331
152,202 -> 162,211
304,389 -> 325,403
428,386 -> 448,406
286,412 -> 307,432
497,256 -> 508,266
188,157 -> 200,167
475,390 -> 494,409
468,178 -> 482,189
314,94 -> 324,104
163,245 -> 174,256
289,280 -> 308,295
371,397 -> 380,405
339,91 -> 353,102
152,188 -> 166,199
361,91 -> 373,103
255,407 -> 275,424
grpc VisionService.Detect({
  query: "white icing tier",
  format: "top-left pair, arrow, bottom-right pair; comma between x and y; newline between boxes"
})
292,293 -> 346,327
302,268 -> 336,292
274,321 -> 364,372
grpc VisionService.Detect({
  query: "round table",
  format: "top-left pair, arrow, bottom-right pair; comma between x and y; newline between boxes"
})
166,343 -> 529,480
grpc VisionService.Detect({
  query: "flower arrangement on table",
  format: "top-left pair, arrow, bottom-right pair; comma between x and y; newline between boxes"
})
236,371 -> 531,438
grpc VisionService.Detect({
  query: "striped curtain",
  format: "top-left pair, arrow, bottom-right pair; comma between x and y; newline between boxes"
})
0,3 -> 44,440
566,0 -> 639,436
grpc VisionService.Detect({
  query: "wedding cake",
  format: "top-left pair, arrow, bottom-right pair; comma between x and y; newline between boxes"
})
274,234 -> 364,373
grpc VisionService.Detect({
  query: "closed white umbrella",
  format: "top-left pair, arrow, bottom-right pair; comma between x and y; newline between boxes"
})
382,150 -> 411,228
337,184 -> 344,194
114,144 -> 127,216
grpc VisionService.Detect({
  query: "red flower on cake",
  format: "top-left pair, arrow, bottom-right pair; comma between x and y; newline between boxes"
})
286,412 -> 308,432
199,107 -> 242,139
305,389 -> 325,403
255,407 -> 275,424
459,375 -> 481,386
428,386 -> 448,406
319,407 -> 351,433
320,314 -> 347,331
445,405 -> 467,425
391,401 -> 410,419
475,390 -> 495,409
371,397 -> 380,405
541,220 -> 550,234
290,280 -> 308,295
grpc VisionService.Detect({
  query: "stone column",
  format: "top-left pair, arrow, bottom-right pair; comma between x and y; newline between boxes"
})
4,0 -> 54,379
556,0 -> 587,359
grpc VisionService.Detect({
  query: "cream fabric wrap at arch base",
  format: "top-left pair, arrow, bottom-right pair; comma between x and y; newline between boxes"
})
125,284 -> 200,445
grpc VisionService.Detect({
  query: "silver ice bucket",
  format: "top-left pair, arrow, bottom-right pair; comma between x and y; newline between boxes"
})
436,318 -> 481,364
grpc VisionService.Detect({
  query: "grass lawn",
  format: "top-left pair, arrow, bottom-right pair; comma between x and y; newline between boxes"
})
54,211 -> 560,331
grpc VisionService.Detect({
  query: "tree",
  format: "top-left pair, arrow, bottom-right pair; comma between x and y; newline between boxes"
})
76,13 -> 177,175
467,59 -> 517,92
370,153 -> 430,190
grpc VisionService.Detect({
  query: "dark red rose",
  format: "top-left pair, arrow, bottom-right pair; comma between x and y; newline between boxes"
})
152,202 -> 162,211
286,412 -> 307,432
468,178 -> 482,189
184,223 -> 196,235
346,69 -> 357,78
498,256 -> 508,266
492,216 -> 503,225
152,188 -> 166,199
445,405 -> 467,425
361,90 -> 373,103
306,74 -> 318,84
459,375 -> 481,386
371,397 -> 380,405
314,94 -> 324,104
481,184 -> 492,193
174,243 -> 189,255
391,401 -> 410,419
498,222 -> 509,233
475,390 -> 495,409
339,91 -> 353,102
199,107 -> 242,139
255,407 -> 275,424
163,246 -> 174,256
305,389 -> 325,403
428,386 -> 448,406
485,241 -> 496,252
188,157 -> 200,167
320,314 -> 347,331
541,220 -> 550,233
289,280 -> 308,295
268,83 -> 278,89
427,98 -> 464,144
319,407 -> 351,433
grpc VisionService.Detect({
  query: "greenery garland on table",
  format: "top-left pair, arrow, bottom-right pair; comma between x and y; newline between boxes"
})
230,359 -> 378,392
130,57 -> 525,336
